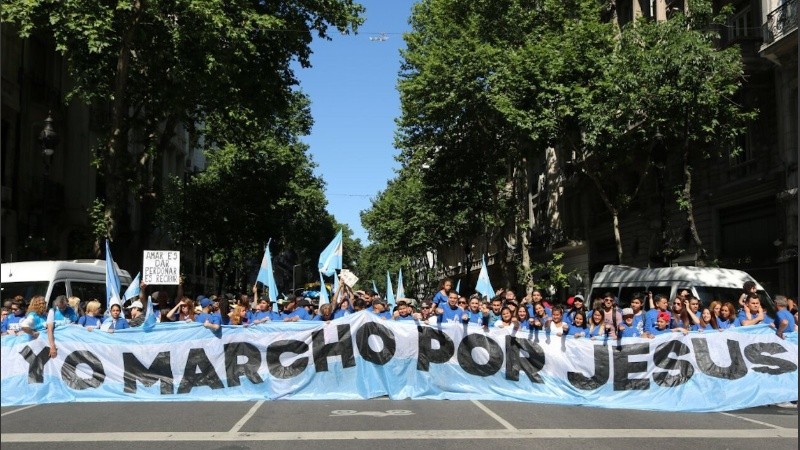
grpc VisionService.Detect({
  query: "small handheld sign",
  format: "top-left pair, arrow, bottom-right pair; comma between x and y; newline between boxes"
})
142,250 -> 180,285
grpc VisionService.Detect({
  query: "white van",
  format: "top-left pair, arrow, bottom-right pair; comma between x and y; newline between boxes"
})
588,265 -> 772,310
1,260 -> 132,307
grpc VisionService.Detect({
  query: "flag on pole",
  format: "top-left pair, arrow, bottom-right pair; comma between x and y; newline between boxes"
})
455,279 -> 461,294
396,268 -> 405,299
142,295 -> 157,332
386,271 -> 395,307
475,255 -> 494,299
256,240 -> 278,303
332,271 -> 340,302
105,240 -> 122,312
122,272 -> 141,301
372,280 -> 379,297
318,272 -> 330,305
318,230 -> 343,276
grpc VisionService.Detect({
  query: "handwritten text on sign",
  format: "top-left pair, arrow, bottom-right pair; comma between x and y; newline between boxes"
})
142,250 -> 180,285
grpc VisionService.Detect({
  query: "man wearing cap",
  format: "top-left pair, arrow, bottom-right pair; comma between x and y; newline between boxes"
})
251,296 -> 280,324
282,297 -> 311,322
195,297 -> 221,330
126,301 -> 146,327
617,308 -> 643,338
370,299 -> 392,320
649,311 -> 672,336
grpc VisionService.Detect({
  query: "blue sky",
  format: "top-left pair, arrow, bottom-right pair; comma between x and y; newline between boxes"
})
295,0 -> 418,244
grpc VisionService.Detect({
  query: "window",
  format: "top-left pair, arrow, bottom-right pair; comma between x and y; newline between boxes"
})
729,7 -> 756,40
48,282 -> 66,306
69,282 -> 107,305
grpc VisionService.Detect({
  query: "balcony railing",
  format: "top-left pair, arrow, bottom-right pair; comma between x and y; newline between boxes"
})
763,0 -> 798,46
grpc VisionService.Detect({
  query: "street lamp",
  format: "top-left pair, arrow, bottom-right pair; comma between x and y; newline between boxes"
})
292,264 -> 301,293
39,112 -> 59,178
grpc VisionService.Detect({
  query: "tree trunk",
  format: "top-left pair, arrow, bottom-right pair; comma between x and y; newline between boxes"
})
587,171 -> 623,264
97,0 -> 142,256
682,143 -> 707,263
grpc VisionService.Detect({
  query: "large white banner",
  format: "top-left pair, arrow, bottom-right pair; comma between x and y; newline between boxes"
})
1,312 -> 796,410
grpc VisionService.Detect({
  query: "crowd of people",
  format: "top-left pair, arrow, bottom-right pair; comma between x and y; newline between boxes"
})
2,278 -> 798,348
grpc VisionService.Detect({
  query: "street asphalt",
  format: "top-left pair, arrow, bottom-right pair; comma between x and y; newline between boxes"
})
1,399 -> 797,449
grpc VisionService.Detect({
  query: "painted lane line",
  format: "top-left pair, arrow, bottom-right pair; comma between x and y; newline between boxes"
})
719,411 -> 786,430
470,400 -> 518,431
1,428 -> 797,442
228,400 -> 265,433
0,405 -> 37,417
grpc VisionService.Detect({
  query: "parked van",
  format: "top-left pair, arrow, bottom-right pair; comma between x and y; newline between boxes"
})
588,265 -> 773,311
0,260 -> 132,307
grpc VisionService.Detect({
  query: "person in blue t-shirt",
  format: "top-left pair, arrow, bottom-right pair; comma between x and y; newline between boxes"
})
369,299 -> 393,320
735,294 -> 774,327
645,294 -> 671,334
432,278 -> 453,308
77,300 -> 105,330
251,296 -> 280,324
20,296 -> 49,342
774,296 -> 797,338
392,300 -> 416,321
566,311 -> 588,338
313,303 -> 335,321
282,297 -> 312,322
463,295 -> 484,325
195,298 -> 222,330
691,308 -> 719,332
617,308 -> 644,338
2,299 -> 27,336
103,303 -> 130,332
46,295 -> 79,359
717,302 -> 737,329
649,311 -> 673,336
436,291 -> 464,323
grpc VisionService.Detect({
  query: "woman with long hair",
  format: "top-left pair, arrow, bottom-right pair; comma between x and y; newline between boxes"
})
693,307 -> 719,332
20,295 -> 48,339
77,300 -> 104,330
166,297 -> 195,322
432,278 -> 453,309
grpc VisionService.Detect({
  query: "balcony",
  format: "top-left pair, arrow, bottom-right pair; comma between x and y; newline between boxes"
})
762,0 -> 798,47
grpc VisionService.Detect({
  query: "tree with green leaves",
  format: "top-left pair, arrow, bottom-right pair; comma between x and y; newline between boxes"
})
3,0 -> 365,261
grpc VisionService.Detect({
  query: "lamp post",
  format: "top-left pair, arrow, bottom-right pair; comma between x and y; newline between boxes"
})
292,264 -> 301,293
39,112 -> 59,178
37,112 -> 59,244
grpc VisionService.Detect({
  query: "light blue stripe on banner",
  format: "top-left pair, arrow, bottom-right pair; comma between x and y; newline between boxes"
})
2,314 -> 797,409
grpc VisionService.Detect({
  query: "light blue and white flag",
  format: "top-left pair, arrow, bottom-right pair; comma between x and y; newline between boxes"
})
455,279 -> 461,294
142,296 -> 157,332
256,240 -> 278,303
318,230 -> 343,276
105,240 -> 122,312
396,268 -> 405,299
372,280 -> 379,297
122,272 -> 141,301
318,272 -> 330,305
475,255 -> 494,299
386,272 -> 395,307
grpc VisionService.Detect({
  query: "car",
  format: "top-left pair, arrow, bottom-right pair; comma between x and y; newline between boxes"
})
1,259 -> 132,307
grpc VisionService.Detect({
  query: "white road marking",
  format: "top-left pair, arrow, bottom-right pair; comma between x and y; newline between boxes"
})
471,400 -> 518,431
228,400 -> 265,433
0,405 -> 36,417
0,428 -> 796,442
719,411 -> 786,430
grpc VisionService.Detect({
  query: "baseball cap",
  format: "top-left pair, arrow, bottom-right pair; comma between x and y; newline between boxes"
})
574,294 -> 585,302
657,312 -> 670,322
126,301 -> 144,310
297,298 -> 311,307
200,298 -> 213,308
622,307 -> 634,316
420,301 -> 432,309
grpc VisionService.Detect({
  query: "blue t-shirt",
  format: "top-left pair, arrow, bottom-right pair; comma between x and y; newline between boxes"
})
394,313 -> 416,321
432,291 -> 449,307
618,323 -> 643,338
195,312 -> 222,326
438,304 -> 464,323
735,309 -> 775,326
566,324 -> 588,337
650,326 -> 671,336
22,312 -> 48,332
282,308 -> 311,321
4,313 -> 25,333
251,310 -> 280,323
106,317 -> 129,330
527,304 -> 552,319
78,315 -> 104,328
47,306 -> 78,327
587,324 -> 607,338
369,309 -> 392,320
776,309 -> 796,332
464,310 -> 484,325
717,318 -> 735,329
691,323 -> 716,332
644,309 -> 671,333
